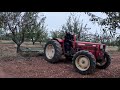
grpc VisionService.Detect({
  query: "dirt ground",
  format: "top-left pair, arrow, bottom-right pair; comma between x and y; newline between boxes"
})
0,43 -> 120,78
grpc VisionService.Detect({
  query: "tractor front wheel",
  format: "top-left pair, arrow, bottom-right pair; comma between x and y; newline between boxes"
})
72,50 -> 96,75
96,52 -> 111,69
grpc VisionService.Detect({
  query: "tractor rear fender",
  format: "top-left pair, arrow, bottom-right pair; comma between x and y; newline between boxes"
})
52,38 -> 64,47
52,38 -> 64,43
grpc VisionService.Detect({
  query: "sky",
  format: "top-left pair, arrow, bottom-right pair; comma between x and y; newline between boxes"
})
43,12 -> 106,33
43,12 -> 120,37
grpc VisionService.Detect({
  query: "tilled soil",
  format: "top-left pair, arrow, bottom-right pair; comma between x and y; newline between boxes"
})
0,44 -> 120,78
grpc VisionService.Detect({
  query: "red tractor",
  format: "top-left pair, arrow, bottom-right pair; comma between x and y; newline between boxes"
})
44,33 -> 111,75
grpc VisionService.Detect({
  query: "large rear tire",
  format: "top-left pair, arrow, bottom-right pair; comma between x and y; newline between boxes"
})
44,40 -> 62,63
96,52 -> 111,69
72,50 -> 96,75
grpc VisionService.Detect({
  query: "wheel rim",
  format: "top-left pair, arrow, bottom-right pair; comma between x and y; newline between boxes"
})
45,44 -> 55,59
75,55 -> 90,71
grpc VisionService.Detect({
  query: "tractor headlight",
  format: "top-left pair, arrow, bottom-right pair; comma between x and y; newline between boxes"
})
100,45 -> 103,50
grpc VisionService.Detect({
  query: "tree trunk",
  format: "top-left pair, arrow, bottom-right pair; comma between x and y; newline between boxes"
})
17,44 -> 21,53
33,42 -> 35,45
31,38 -> 35,45
39,41 -> 41,44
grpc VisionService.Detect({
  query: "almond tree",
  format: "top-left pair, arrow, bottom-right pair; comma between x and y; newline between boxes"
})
0,12 -> 46,53
25,13 -> 46,45
87,12 -> 120,47
50,14 -> 89,41
62,14 -> 89,41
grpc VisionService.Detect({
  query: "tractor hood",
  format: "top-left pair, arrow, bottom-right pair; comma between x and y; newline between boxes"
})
76,41 -> 105,47
76,41 -> 106,51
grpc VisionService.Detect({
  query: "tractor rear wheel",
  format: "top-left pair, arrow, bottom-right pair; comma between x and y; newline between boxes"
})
72,50 -> 96,75
44,40 -> 62,63
96,52 -> 111,69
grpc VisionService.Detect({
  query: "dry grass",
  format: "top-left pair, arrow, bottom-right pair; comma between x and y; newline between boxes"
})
106,46 -> 118,52
0,44 -> 17,58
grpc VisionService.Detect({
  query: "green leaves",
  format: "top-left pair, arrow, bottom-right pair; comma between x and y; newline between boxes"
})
23,12 -> 47,44
50,13 -> 90,42
0,12 -> 47,52
50,30 -> 65,39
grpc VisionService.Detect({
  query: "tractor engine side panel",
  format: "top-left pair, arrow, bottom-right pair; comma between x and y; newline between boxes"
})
76,43 -> 104,59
